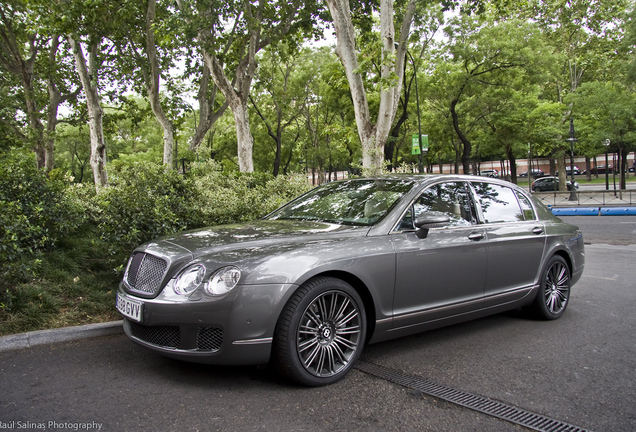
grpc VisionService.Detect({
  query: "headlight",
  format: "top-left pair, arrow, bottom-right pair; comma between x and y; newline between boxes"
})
205,266 -> 241,296
173,264 -> 206,295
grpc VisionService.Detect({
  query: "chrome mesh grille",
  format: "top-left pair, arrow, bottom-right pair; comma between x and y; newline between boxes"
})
125,252 -> 167,296
197,327 -> 223,351
126,320 -> 180,349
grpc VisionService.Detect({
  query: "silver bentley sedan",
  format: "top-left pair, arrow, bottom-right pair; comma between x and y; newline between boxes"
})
116,175 -> 585,386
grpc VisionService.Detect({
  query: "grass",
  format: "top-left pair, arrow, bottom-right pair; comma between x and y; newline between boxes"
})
0,232 -> 122,337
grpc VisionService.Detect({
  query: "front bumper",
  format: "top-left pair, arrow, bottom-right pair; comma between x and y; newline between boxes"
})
117,282 -> 297,365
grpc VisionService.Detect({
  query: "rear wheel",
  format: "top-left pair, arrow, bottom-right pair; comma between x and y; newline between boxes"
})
529,255 -> 571,320
273,277 -> 366,386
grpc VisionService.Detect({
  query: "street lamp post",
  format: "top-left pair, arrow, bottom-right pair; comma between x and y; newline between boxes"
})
405,49 -> 424,173
566,118 -> 578,202
603,139 -> 610,191
527,143 -> 532,194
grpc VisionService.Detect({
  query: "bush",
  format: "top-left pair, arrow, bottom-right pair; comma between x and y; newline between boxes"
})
0,156 -> 312,335
90,160 -> 312,271
0,150 -> 82,285
190,160 -> 311,225
91,161 -> 204,270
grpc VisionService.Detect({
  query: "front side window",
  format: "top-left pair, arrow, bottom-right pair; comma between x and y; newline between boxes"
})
472,182 -> 525,223
397,181 -> 475,230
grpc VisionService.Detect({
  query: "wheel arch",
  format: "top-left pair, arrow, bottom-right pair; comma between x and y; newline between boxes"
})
551,248 -> 573,277
298,270 -> 377,344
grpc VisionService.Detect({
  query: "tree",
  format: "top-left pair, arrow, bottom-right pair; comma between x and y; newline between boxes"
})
569,81 -> 636,189
0,1 -> 79,170
52,0 -> 129,188
326,0 -> 417,174
249,43 -> 308,176
177,0 -> 322,172
113,0 -> 228,167
523,0 -> 629,188
431,17 -> 553,175
66,35 -> 107,187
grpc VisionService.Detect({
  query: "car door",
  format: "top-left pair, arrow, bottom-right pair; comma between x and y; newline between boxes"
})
470,182 -> 546,307
391,181 -> 488,331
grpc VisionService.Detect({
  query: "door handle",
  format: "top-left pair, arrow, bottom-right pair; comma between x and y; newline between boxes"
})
532,227 -> 544,235
468,232 -> 485,241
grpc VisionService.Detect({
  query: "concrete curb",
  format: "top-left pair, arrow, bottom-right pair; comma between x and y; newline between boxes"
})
0,320 -> 124,353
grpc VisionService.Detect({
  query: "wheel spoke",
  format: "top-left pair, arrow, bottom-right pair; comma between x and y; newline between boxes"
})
302,342 -> 322,367
335,307 -> 357,328
334,334 -> 358,351
298,335 -> 319,353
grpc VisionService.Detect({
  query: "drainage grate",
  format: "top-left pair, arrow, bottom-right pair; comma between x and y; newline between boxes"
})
355,360 -> 591,432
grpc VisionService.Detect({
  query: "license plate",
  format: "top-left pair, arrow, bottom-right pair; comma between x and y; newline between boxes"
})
116,293 -> 143,322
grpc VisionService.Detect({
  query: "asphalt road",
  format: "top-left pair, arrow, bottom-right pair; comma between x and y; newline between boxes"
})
1,218 -> 635,432
561,215 -> 636,245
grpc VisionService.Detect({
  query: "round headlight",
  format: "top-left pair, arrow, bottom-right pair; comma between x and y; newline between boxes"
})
205,266 -> 241,296
174,264 -> 206,295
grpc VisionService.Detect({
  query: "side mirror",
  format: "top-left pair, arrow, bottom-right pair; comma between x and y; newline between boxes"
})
414,215 -> 450,239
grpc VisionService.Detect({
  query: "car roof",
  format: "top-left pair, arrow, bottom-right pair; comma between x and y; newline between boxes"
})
337,174 -> 531,191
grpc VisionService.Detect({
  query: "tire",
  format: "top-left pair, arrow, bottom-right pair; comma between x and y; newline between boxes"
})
529,255 -> 571,320
273,277 -> 367,386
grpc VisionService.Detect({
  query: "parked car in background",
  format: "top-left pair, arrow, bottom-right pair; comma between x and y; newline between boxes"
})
519,169 -> 544,178
583,165 -> 613,175
479,169 -> 499,178
532,176 -> 579,192
556,166 -> 581,176
116,175 -> 585,386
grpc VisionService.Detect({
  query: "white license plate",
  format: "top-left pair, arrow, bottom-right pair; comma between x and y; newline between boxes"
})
116,294 -> 143,322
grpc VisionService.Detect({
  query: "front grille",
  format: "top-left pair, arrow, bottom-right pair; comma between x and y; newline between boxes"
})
126,320 -> 180,349
125,252 -> 167,296
197,327 -> 223,351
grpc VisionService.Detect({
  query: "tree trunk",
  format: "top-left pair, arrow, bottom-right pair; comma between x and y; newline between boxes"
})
0,26 -> 46,166
325,0 -> 415,174
233,103 -> 255,172
556,155 -> 567,188
450,99 -> 472,174
202,50 -> 255,172
188,59 -> 228,151
506,144 -> 517,184
67,36 -> 107,189
144,0 -> 174,167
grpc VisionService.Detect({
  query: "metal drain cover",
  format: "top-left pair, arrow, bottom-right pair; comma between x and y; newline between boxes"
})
355,360 -> 591,432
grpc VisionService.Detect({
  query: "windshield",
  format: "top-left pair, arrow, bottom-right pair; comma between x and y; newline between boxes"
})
267,179 -> 415,226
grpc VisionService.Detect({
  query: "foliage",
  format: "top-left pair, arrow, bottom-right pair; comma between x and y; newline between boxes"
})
90,161 -> 203,269
190,160 -> 312,225
0,150 -> 82,284
0,156 -> 311,334
73,159 -> 311,271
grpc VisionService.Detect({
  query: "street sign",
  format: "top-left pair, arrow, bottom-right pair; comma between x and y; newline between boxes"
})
412,134 -> 428,155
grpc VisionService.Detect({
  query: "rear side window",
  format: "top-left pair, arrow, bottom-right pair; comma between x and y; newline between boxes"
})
515,191 -> 536,221
472,182 -> 525,224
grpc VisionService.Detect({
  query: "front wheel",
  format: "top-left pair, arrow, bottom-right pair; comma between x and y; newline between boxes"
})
273,277 -> 367,386
529,255 -> 571,320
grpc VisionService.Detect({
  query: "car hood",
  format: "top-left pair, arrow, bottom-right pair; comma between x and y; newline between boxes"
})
139,219 -> 369,260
